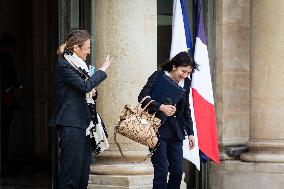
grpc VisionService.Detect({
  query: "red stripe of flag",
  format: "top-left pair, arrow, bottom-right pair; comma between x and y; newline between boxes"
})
192,88 -> 220,163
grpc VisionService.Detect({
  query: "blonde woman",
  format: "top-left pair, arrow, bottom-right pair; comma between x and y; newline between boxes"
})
49,30 -> 111,189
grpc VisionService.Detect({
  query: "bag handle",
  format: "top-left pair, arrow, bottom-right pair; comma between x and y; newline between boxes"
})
141,100 -> 155,112
138,96 -> 160,123
138,96 -> 155,112
139,96 -> 151,104
113,126 -> 155,163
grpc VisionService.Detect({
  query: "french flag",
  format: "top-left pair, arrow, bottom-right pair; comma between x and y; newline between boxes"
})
170,0 -> 220,167
170,0 -> 200,170
192,0 -> 220,164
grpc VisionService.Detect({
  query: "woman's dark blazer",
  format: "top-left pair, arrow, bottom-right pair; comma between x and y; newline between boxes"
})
138,70 -> 194,140
48,58 -> 107,129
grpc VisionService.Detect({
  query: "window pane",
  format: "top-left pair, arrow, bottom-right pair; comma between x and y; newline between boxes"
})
70,0 -> 80,29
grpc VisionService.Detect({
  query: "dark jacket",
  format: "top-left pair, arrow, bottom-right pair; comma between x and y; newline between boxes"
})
48,58 -> 107,129
138,70 -> 194,140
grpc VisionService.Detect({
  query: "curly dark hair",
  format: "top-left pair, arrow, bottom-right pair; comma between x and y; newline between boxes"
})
161,51 -> 198,73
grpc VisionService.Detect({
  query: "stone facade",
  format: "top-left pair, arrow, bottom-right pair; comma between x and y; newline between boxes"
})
210,0 -> 284,189
89,0 -> 284,188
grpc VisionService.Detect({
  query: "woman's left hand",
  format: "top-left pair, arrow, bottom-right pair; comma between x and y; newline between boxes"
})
188,135 -> 195,149
91,88 -> 97,97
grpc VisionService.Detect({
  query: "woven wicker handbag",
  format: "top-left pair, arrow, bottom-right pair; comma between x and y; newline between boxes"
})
114,96 -> 161,162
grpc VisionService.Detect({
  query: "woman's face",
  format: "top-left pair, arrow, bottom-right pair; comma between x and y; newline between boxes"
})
74,39 -> 91,61
170,65 -> 192,83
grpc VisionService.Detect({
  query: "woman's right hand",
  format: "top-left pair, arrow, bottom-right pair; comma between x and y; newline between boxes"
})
159,104 -> 176,116
99,54 -> 112,72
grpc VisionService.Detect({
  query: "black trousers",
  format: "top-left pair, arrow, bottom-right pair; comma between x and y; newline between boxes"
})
58,126 -> 92,189
151,134 -> 183,189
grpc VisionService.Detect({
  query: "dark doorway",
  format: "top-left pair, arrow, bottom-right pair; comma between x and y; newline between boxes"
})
0,0 -> 57,188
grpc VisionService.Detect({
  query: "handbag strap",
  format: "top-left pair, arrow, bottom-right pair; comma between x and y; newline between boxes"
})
139,96 -> 155,112
114,126 -> 155,163
139,96 -> 151,104
141,100 -> 155,112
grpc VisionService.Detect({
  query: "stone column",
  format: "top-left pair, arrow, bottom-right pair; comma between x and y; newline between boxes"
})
89,1 -> 157,188
209,1 -> 284,188
240,0 -> 284,163
215,0 -> 250,160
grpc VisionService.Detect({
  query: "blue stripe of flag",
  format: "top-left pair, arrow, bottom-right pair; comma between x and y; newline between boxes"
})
195,0 -> 207,44
180,0 -> 194,56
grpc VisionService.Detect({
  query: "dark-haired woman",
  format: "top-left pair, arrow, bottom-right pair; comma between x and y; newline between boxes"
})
48,30 -> 112,189
138,51 -> 198,189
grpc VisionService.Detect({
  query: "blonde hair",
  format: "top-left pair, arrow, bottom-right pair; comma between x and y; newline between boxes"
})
57,30 -> 91,55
